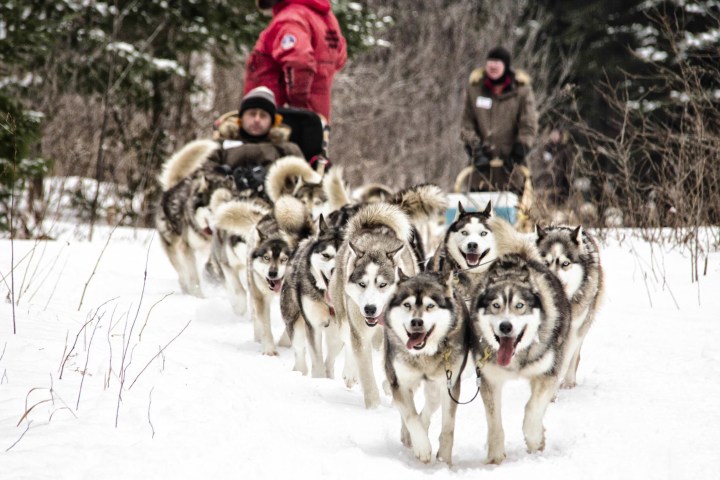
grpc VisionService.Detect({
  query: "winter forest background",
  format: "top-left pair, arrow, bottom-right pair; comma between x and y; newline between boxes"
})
1,0 -> 719,241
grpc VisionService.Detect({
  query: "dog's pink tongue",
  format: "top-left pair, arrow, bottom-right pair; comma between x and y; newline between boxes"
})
406,332 -> 426,349
496,337 -> 515,366
466,253 -> 480,266
271,280 -> 282,293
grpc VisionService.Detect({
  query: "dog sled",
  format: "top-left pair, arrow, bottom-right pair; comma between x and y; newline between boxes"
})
451,163 -> 534,230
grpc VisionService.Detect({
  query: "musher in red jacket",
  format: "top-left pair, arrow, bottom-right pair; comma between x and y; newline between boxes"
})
245,0 -> 347,124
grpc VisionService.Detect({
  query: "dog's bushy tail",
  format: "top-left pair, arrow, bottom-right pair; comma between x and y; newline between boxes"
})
158,139 -> 218,191
265,156 -> 322,203
323,166 -> 351,210
490,215 -> 541,261
274,195 -> 316,242
213,200 -> 269,236
390,183 -> 447,224
346,202 -> 412,243
353,183 -> 394,204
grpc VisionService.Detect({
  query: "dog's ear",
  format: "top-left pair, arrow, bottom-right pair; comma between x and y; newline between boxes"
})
571,225 -> 582,244
572,225 -> 586,253
456,201 -> 465,218
256,226 -> 266,243
535,224 -> 546,242
397,267 -> 410,283
349,241 -> 364,259
386,241 -> 404,261
317,213 -> 328,233
483,200 -> 493,217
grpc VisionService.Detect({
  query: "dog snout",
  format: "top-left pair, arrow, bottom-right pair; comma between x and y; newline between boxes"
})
268,270 -> 278,279
467,242 -> 478,251
364,305 -> 377,317
499,321 -> 513,335
410,318 -> 424,330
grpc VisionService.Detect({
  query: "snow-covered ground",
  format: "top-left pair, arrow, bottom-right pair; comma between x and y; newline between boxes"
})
1,224 -> 719,479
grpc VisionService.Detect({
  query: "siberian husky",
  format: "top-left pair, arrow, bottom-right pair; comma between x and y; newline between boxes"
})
384,270 -> 470,465
535,225 -> 604,388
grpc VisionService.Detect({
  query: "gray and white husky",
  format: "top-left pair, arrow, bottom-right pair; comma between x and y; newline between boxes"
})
535,225 -> 604,389
280,214 -> 345,377
470,240 -> 571,465
429,201 -> 526,302
329,203 -> 422,408
217,195 -> 313,355
155,140 -> 235,296
209,199 -> 270,315
384,270 -> 470,465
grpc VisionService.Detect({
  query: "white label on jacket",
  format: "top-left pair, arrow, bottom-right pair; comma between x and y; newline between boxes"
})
222,140 -> 244,150
476,96 -> 492,109
281,34 -> 296,50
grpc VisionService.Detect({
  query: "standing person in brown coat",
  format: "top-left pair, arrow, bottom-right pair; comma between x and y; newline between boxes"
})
460,46 -> 538,193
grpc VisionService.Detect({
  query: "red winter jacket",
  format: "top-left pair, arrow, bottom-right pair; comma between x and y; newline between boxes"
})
244,0 -> 347,122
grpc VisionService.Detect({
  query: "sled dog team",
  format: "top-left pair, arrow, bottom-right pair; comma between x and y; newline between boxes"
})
156,149 -> 604,467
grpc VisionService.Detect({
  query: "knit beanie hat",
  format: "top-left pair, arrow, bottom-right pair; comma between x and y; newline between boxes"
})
239,86 -> 277,118
486,46 -> 512,71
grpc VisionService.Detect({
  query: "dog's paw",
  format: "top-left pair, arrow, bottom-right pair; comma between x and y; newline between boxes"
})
342,368 -> 357,389
292,363 -> 308,376
560,379 -> 576,390
525,435 -> 546,453
436,446 -> 453,466
413,437 -> 432,463
262,348 -> 278,357
484,450 -> 506,465
363,392 -> 380,409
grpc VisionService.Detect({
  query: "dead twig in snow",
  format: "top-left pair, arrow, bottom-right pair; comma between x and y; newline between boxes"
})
5,421 -> 32,452
59,297 -> 118,379
77,222 -> 120,311
128,319 -> 191,391
138,292 -> 173,341
76,311 -> 104,410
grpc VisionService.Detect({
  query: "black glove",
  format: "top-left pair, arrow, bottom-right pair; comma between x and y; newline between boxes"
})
233,164 -> 267,193
507,142 -> 528,170
465,142 -> 490,169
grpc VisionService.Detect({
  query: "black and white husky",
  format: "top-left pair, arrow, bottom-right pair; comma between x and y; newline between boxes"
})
329,203 -> 422,408
429,201 -> 526,302
155,140 -> 235,296
209,199 -> 270,315
280,214 -> 345,377
536,225 -> 604,388
384,270 -> 470,465
470,240 -> 571,464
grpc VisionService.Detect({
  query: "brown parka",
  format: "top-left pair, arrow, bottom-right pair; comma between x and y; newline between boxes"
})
460,68 -> 538,159
207,120 -> 304,169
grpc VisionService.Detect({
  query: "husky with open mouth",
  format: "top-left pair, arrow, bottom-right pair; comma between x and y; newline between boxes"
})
243,196 -> 315,355
429,201 -> 521,303
384,270 -> 471,465
329,203 -> 421,408
535,225 -> 604,389
280,214 -> 345,378
470,242 -> 571,465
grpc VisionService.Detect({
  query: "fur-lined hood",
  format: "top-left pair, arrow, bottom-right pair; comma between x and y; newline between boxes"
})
469,68 -> 531,87
212,110 -> 292,144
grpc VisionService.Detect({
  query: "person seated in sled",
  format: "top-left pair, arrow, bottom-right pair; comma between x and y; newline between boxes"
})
460,46 -> 538,194
209,86 -> 304,197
